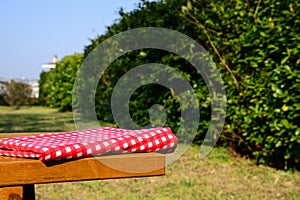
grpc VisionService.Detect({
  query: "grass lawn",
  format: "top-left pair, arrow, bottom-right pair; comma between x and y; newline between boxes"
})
0,106 -> 75,133
35,145 -> 300,200
0,106 -> 299,199
0,106 -> 111,133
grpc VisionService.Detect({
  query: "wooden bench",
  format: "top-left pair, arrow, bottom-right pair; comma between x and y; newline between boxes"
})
0,133 -> 165,200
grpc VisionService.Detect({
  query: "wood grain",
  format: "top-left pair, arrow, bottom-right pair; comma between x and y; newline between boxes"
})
0,185 -> 35,200
0,132 -> 47,139
0,153 -> 164,187
0,186 -> 23,200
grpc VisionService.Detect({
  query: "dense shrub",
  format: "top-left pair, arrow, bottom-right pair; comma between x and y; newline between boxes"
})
80,0 -> 212,143
4,80 -> 32,106
84,0 -> 300,169
181,0 -> 300,169
39,71 -> 51,106
41,0 -> 300,169
0,94 -> 8,106
39,53 -> 83,111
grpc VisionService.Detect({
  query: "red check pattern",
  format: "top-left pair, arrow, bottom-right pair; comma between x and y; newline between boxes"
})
0,127 -> 177,161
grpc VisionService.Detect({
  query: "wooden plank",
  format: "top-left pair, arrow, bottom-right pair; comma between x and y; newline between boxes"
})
0,153 -> 165,187
22,184 -> 36,200
0,185 -> 35,200
0,132 -> 48,139
0,186 -> 23,200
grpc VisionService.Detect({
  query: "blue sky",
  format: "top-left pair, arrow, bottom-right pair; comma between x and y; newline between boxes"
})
0,0 -> 143,80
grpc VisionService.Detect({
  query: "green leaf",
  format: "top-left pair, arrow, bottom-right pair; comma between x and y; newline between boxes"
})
295,128 -> 300,136
275,141 -> 282,148
260,32 -> 267,37
281,56 -> 289,65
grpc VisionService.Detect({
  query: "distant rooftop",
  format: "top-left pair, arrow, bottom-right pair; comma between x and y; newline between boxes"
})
0,78 -> 11,83
0,78 -> 38,84
42,55 -> 57,69
41,63 -> 56,69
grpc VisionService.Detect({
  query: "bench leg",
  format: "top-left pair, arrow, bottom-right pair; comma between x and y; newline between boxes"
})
0,184 -> 35,200
23,185 -> 36,200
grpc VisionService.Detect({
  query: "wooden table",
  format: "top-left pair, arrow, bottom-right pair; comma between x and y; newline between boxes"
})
0,133 -> 165,200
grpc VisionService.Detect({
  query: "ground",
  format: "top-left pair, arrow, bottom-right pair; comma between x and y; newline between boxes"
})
0,106 -> 299,199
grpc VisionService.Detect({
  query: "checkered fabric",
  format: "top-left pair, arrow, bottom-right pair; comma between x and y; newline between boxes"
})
0,127 -> 177,161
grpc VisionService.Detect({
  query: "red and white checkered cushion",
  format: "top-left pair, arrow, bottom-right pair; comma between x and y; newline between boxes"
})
0,126 -> 177,161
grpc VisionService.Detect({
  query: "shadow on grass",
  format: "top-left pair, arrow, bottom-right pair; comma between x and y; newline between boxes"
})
0,113 -> 75,133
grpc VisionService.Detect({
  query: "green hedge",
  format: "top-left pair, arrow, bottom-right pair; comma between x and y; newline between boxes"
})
83,0 -> 211,137
39,53 -> 83,111
40,0 -> 300,170
185,0 -> 300,169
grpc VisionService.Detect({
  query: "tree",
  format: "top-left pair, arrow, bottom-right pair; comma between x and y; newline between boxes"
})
39,53 -> 83,111
5,80 -> 32,106
39,0 -> 300,169
39,71 -> 51,106
180,0 -> 300,169
84,0 -> 300,169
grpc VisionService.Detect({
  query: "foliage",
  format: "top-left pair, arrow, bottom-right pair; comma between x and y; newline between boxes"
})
4,80 -> 33,106
83,0 -> 211,143
180,0 -> 300,170
83,0 -> 300,169
0,94 -> 8,106
39,71 -> 50,106
40,0 -> 300,169
39,53 -> 83,111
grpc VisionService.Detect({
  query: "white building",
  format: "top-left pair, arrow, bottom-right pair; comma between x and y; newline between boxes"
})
0,78 -> 39,98
25,80 -> 39,98
30,81 -> 39,98
41,55 -> 57,70
0,78 -> 10,95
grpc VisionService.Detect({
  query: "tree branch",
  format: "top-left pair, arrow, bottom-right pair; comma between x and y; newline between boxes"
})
253,0 -> 261,23
181,12 -> 241,91
246,0 -> 251,10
